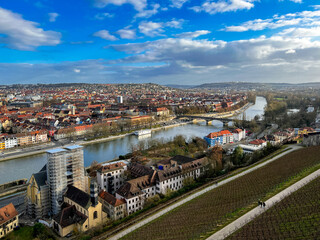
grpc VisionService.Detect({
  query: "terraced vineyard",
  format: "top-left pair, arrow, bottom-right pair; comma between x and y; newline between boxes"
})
121,146 -> 320,240
228,176 -> 320,240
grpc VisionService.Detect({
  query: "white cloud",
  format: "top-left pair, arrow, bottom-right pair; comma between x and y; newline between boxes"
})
0,7 -> 61,51
138,19 -> 185,37
166,19 -> 184,28
176,30 -> 211,38
135,4 -> 160,18
93,0 -> 147,12
278,27 -> 320,38
48,13 -> 59,22
116,28 -> 136,39
94,12 -> 114,20
289,0 -> 302,3
93,30 -> 118,41
191,0 -> 256,14
74,68 -> 81,73
170,0 -> 188,8
224,9 -> 320,32
139,21 -> 164,37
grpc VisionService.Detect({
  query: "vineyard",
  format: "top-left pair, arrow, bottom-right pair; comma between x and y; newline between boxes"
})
228,176 -> 320,239
121,146 -> 320,240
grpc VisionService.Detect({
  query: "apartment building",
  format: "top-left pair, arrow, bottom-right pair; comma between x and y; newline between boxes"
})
96,161 -> 128,195
0,203 -> 19,238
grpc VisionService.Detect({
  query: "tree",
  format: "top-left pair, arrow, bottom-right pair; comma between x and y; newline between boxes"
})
231,146 -> 244,165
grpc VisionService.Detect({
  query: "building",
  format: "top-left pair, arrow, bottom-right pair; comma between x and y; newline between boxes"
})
53,182 -> 104,237
116,174 -> 156,215
0,203 -> 19,238
155,155 -> 207,194
26,168 -> 50,219
46,145 -> 85,215
99,190 -> 126,221
232,128 -> 246,142
115,155 -> 208,216
204,130 -> 233,147
239,139 -> 267,152
116,96 -> 123,104
96,161 -> 128,194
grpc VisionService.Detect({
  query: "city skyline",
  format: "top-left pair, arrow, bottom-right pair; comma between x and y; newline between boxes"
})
0,0 -> 320,84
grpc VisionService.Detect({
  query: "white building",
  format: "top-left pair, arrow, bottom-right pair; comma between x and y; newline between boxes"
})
97,161 -> 128,195
239,139 -> 267,152
232,128 -> 246,142
4,136 -> 18,149
117,96 -> 123,104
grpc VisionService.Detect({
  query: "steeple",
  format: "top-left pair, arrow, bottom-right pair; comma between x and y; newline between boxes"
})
90,180 -> 98,207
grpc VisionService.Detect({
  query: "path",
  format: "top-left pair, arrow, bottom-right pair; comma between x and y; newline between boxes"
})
206,167 -> 320,240
107,145 -> 301,240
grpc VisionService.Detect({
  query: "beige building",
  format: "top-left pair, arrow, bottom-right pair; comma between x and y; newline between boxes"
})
53,182 -> 104,237
26,169 -> 50,219
0,203 -> 19,238
99,190 -> 126,221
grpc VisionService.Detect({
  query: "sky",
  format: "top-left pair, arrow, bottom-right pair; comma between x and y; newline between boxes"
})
0,0 -> 320,85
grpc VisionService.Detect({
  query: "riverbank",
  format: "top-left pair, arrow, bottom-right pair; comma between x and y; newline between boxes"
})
0,120 -> 192,163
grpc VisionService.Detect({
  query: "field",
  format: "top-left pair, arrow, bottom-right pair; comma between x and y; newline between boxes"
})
121,146 -> 320,240
228,176 -> 320,239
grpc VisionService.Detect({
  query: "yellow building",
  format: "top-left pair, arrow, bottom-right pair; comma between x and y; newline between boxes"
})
53,182 -> 104,237
298,127 -> 315,136
0,203 -> 19,238
26,169 -> 50,219
0,141 -> 4,150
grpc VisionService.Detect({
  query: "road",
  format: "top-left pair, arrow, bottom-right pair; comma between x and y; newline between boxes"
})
106,144 -> 301,240
206,167 -> 320,240
0,191 -> 26,214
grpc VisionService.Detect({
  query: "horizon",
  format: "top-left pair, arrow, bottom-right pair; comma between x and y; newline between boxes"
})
0,0 -> 320,84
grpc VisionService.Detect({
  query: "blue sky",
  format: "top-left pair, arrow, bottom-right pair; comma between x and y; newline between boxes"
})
0,0 -> 320,84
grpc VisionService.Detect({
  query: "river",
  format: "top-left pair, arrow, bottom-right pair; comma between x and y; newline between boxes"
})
0,96 -> 267,184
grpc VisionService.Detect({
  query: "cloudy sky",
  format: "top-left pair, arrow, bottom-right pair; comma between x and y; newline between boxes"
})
0,0 -> 319,85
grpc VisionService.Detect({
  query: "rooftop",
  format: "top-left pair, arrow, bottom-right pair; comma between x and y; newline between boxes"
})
46,148 -> 67,154
64,145 -> 83,150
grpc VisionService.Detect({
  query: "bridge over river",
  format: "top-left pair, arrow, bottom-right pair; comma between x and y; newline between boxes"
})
175,115 -> 260,126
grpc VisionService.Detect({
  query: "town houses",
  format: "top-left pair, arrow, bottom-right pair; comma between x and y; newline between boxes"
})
0,84 -> 249,151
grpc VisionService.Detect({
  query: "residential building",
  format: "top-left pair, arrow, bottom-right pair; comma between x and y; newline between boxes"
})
0,203 -> 19,238
239,139 -> 267,152
99,190 -> 126,221
96,161 -> 128,194
232,128 -> 246,142
116,174 -> 156,215
204,130 -> 233,147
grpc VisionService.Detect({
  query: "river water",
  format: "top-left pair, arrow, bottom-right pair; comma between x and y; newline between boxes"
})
0,96 -> 267,184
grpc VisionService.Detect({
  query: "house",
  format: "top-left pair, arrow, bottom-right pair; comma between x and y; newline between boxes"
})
298,127 -> 315,136
52,182 -> 104,237
115,174 -> 157,215
98,190 -> 126,221
232,129 -> 246,142
274,131 -> 290,143
96,161 -> 128,194
26,168 -> 50,219
0,203 -> 19,238
239,139 -> 267,152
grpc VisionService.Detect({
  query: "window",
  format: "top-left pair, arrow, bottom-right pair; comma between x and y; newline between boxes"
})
93,211 -> 98,219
